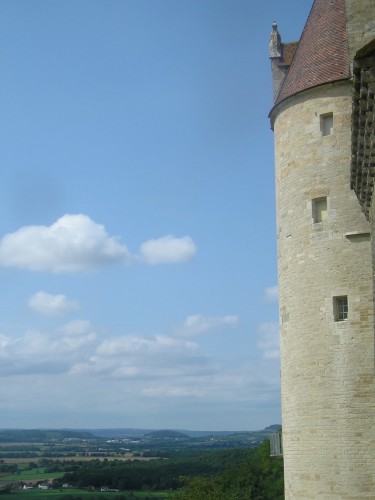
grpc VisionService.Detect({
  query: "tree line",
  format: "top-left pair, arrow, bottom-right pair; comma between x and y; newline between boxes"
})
54,440 -> 283,498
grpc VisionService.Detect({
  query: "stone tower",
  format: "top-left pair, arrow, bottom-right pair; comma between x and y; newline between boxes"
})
269,0 -> 375,498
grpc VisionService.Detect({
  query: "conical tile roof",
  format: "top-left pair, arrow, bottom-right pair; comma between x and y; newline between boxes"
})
275,0 -> 350,106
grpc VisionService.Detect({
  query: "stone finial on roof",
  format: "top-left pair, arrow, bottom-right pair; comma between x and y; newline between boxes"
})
269,22 -> 282,59
269,23 -> 297,101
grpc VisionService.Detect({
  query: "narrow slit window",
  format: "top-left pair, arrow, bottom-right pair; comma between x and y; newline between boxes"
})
321,113 -> 333,136
312,197 -> 327,223
334,296 -> 348,321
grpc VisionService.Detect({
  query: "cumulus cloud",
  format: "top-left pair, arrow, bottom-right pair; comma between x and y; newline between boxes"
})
264,285 -> 278,302
139,235 -> 196,264
257,322 -> 280,360
68,316 -> 239,381
175,314 -> 238,337
28,291 -> 80,317
0,320 -> 96,376
0,318 -> 221,380
0,334 -> 11,358
141,386 -> 206,398
0,215 -> 197,273
70,334 -> 206,379
96,334 -> 198,357
0,214 -> 130,273
22,321 -> 96,357
0,316 -> 281,428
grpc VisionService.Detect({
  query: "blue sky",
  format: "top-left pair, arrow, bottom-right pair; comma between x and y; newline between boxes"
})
0,0 -> 312,430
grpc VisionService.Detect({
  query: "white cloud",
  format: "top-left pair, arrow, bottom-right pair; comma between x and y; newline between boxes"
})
71,334 -> 204,378
58,320 -> 95,337
0,318 -> 281,428
175,314 -> 238,337
0,351 -> 281,429
257,322 -> 280,360
0,334 -> 11,358
0,320 -> 96,375
28,291 -> 80,317
264,285 -> 278,302
141,386 -> 205,398
96,334 -> 198,357
139,235 -> 196,264
0,214 -> 130,273
0,215 -> 197,273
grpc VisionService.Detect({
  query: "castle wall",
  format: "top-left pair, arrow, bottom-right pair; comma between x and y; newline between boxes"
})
345,0 -> 375,61
272,81 -> 375,499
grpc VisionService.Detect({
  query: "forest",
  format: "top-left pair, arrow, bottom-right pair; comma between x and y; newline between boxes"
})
53,440 -> 284,499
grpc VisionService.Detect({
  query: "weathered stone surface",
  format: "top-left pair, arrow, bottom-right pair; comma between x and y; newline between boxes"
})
273,82 -> 375,499
270,1 -> 375,498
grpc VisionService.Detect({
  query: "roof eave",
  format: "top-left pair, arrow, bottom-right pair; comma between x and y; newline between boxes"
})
268,77 -> 350,129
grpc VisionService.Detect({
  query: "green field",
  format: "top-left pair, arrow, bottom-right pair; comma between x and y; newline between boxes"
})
0,467 -> 170,499
0,472 -> 64,482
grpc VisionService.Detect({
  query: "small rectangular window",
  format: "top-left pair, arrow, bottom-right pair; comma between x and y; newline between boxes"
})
334,296 -> 348,321
321,113 -> 333,136
312,197 -> 327,223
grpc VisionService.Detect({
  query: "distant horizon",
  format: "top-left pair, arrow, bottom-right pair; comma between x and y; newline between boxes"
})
0,424 -> 281,432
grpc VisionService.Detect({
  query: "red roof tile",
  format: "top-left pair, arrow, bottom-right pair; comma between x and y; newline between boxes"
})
275,0 -> 350,105
281,42 -> 298,67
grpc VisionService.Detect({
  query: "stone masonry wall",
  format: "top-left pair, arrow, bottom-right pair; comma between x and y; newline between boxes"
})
272,81 -> 375,499
345,0 -> 375,63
